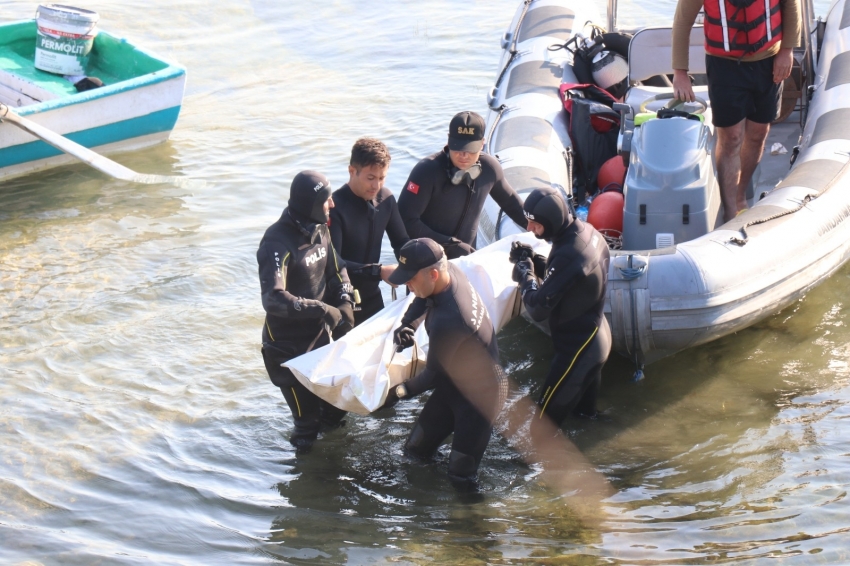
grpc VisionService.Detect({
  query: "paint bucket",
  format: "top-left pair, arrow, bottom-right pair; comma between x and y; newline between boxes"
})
34,4 -> 99,76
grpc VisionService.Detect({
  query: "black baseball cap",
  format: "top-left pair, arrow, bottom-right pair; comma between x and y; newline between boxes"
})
448,111 -> 485,153
388,238 -> 445,285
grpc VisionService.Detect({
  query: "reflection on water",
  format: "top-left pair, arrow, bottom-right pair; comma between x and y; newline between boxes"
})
2,0 -> 850,563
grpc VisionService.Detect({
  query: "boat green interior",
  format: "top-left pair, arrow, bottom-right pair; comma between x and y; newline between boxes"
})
0,20 -> 169,99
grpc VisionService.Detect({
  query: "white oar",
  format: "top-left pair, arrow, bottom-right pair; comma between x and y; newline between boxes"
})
0,103 -> 183,184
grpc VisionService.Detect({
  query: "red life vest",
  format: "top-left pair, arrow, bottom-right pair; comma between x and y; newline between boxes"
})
703,0 -> 783,58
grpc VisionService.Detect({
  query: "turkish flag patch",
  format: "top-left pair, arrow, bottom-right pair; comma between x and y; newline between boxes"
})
407,181 -> 420,194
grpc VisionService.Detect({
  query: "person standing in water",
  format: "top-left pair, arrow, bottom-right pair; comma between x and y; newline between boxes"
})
397,111 -> 527,259
257,170 -> 355,453
329,138 -> 409,326
388,238 -> 507,489
509,187 -> 611,439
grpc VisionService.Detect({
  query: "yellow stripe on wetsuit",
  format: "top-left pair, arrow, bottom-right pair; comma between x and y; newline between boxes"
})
265,251 -> 291,342
291,387 -> 302,417
539,326 -> 599,418
330,243 -> 344,283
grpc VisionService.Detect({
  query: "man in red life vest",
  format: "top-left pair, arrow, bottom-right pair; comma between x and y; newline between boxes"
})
671,0 -> 801,222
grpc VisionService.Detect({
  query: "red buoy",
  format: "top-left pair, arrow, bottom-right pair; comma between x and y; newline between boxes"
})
597,155 -> 627,191
587,190 -> 624,235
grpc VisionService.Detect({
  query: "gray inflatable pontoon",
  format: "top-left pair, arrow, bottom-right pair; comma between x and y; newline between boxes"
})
479,0 -> 850,368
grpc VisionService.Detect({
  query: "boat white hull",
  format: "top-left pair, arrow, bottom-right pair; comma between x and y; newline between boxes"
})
0,25 -> 186,181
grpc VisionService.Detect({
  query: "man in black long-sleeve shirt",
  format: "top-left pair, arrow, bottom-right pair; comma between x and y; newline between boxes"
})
330,138 -> 409,325
397,111 -> 527,259
388,238 -> 507,488
257,170 -> 355,453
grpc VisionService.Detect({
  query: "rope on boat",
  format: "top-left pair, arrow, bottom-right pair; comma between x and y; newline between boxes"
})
484,104 -> 509,155
728,194 -> 815,246
494,0 -> 535,90
495,52 -> 519,92
617,257 -> 646,280
729,155 -> 850,246
626,255 -> 646,382
486,103 -> 511,241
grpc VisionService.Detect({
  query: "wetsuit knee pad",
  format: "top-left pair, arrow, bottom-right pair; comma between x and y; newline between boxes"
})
447,450 -> 479,484
289,435 -> 315,454
263,347 -> 300,388
448,449 -> 478,477
319,403 -> 347,431
403,423 -> 435,460
290,414 -> 320,437
280,387 -> 322,452
572,369 -> 602,418
289,416 -> 321,454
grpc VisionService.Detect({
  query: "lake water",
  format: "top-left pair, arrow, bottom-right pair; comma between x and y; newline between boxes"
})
2,0 -> 848,564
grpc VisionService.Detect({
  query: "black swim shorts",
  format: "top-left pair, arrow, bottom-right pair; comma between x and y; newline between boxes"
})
705,54 -> 783,128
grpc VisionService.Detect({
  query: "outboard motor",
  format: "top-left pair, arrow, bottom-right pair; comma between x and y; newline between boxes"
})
621,110 -> 722,250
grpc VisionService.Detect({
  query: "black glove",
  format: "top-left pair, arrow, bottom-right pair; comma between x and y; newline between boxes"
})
393,323 -> 416,350
509,241 -> 534,264
322,305 -> 343,329
511,257 -> 534,283
444,237 -> 475,259
532,253 -> 547,277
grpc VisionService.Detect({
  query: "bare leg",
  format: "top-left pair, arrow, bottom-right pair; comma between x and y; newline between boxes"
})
715,120 -> 745,222
738,119 -> 770,208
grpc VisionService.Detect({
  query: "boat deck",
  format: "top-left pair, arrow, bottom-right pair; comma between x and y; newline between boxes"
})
753,110 -> 804,202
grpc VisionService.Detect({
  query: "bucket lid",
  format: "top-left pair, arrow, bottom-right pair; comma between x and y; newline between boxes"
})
37,4 -> 100,24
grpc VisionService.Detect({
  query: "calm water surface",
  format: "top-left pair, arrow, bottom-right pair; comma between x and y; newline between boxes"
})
2,0 -> 848,564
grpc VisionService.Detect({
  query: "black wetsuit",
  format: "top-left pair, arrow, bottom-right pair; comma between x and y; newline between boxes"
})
518,219 -> 611,426
257,208 -> 352,446
397,148 -> 526,258
400,263 -> 507,483
329,184 -> 409,325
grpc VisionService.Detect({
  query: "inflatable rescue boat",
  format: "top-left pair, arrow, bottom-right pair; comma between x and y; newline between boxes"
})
287,0 -> 850,413
477,0 -> 850,371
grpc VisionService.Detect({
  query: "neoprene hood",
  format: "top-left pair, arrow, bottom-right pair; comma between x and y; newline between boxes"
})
288,170 -> 332,225
523,187 -> 572,240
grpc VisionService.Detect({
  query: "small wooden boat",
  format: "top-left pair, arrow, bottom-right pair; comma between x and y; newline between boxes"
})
0,18 -> 186,181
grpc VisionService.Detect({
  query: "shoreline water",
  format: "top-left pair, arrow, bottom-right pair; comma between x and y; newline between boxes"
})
2,0 -> 848,563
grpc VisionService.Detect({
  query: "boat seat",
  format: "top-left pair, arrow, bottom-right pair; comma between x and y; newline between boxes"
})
0,48 -> 78,104
626,26 -> 711,123
628,26 -> 706,84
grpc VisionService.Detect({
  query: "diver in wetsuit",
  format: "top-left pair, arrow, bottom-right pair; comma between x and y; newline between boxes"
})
397,111 -> 527,259
388,238 -> 507,488
330,138 -> 409,326
257,170 -> 356,453
509,187 -> 611,433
